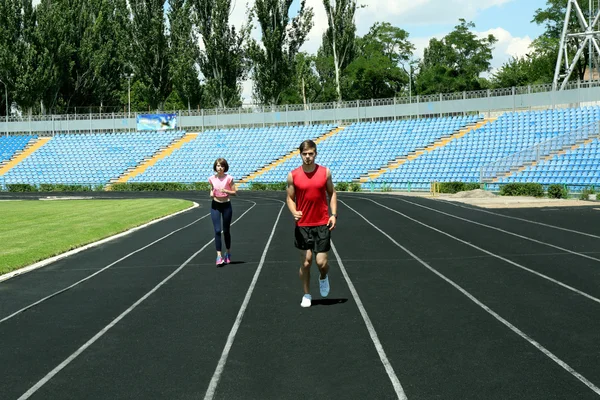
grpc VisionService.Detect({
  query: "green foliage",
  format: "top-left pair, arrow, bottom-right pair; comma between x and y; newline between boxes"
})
194,0 -> 247,108
130,0 -> 171,110
190,182 -> 211,191
248,182 -> 267,190
168,0 -> 202,110
547,184 -> 568,199
248,182 -> 286,191
532,0 -> 590,81
439,181 -> 480,194
380,182 -> 393,192
334,181 -> 349,191
110,182 -> 205,191
321,0 -> 360,101
7,184 -> 36,192
416,19 -> 497,94
500,182 -> 544,197
579,186 -> 596,200
247,0 -> 314,105
349,182 -> 361,192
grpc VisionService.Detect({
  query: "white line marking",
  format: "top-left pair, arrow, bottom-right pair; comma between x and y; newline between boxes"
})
331,241 -> 408,400
17,203 -> 257,399
203,204 -> 284,400
435,199 -> 600,239
355,197 -> 600,305
0,202 -> 200,283
341,200 -> 600,396
0,209 -> 215,324
392,197 -> 600,263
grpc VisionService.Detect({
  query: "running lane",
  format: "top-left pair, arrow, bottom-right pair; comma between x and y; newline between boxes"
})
14,199 -> 280,400
326,195 -> 600,400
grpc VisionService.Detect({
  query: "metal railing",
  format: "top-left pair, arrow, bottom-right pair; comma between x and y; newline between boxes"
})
480,121 -> 600,182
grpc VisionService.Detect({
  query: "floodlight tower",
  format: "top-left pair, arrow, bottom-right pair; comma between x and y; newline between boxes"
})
553,0 -> 600,90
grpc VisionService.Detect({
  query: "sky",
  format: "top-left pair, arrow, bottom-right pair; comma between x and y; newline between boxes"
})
229,0 -> 551,102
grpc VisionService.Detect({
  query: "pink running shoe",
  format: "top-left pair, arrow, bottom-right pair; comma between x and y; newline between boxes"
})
224,253 -> 231,264
216,255 -> 224,266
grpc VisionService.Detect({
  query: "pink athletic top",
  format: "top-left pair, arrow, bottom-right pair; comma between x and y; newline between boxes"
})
209,174 -> 234,199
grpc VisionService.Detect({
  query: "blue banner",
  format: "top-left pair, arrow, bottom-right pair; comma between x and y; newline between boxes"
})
136,113 -> 177,131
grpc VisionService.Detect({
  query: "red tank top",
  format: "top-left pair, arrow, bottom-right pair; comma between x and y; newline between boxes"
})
292,164 -> 329,227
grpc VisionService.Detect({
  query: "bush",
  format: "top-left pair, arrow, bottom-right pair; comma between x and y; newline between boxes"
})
7,184 -> 36,192
189,182 -> 211,191
248,182 -> 267,191
438,181 -> 480,194
500,182 -> 544,197
349,182 -> 361,192
111,182 -> 192,191
381,182 -> 393,192
579,186 -> 596,200
266,182 -> 287,191
547,184 -> 568,199
335,182 -> 349,191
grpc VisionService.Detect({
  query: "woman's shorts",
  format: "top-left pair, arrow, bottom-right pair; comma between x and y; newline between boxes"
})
294,225 -> 331,253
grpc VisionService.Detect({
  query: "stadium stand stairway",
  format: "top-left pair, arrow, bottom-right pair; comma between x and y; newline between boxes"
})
0,137 -> 51,176
109,133 -> 199,186
490,134 -> 600,183
357,117 -> 494,183
237,126 -> 345,185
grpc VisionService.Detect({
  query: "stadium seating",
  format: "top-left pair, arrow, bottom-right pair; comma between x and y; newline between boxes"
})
130,124 -> 336,183
254,115 -> 481,184
2,131 -> 184,185
371,106 -> 600,190
1,106 -> 599,192
498,137 -> 600,190
0,135 -> 36,163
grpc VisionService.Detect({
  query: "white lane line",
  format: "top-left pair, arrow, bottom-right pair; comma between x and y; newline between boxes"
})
331,241 -> 408,400
0,202 -> 200,284
434,198 -> 600,239
391,197 -> 600,263
17,203 -> 257,399
0,211 -> 214,324
203,204 -> 285,400
341,200 -> 600,396
355,197 -> 600,306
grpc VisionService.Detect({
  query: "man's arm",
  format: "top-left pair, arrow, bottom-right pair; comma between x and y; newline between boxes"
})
286,172 -> 302,221
326,168 -> 337,230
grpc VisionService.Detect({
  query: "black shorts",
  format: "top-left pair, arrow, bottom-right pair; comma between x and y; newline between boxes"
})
294,225 -> 331,253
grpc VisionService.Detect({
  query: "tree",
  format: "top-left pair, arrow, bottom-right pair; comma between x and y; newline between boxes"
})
322,0 -> 359,102
13,0 -> 49,114
532,0 -> 591,82
344,23 -> 414,99
130,0 -> 171,110
247,0 -> 313,105
279,52 -> 322,106
194,0 -> 247,108
169,0 -> 202,111
416,19 -> 497,94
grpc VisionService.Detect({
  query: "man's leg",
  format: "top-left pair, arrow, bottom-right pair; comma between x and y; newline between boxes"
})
316,251 -> 330,297
315,252 -> 329,279
299,249 -> 313,294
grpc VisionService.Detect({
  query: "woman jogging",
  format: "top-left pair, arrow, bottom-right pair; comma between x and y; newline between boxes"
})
208,158 -> 237,266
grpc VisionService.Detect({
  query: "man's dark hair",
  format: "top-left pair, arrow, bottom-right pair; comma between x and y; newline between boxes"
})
299,140 -> 317,153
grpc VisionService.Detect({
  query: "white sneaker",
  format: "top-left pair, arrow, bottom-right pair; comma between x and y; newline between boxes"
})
319,275 -> 330,297
300,294 -> 312,308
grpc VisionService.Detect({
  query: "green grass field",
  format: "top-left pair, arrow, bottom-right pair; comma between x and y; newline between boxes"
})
0,199 -> 194,275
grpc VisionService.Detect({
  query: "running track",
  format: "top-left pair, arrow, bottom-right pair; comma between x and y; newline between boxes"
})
1,191 -> 600,399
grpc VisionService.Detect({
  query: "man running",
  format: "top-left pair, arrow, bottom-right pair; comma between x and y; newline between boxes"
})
286,139 -> 337,308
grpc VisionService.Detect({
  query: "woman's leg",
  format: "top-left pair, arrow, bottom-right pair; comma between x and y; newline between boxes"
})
210,203 -> 223,254
222,202 -> 233,251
